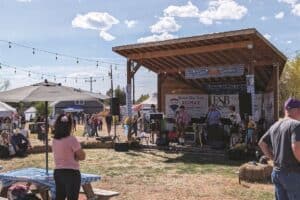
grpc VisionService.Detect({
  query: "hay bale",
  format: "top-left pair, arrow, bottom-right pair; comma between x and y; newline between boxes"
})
238,162 -> 273,183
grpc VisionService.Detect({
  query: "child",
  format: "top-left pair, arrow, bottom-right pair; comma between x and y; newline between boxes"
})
245,115 -> 256,145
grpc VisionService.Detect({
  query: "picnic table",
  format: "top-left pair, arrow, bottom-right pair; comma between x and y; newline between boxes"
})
0,168 -> 101,200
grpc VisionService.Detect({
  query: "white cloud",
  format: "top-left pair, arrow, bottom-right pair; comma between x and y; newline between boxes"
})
124,20 -> 138,28
278,0 -> 297,6
292,4 -> 300,16
275,11 -> 285,19
260,16 -> 267,21
287,40 -> 292,44
263,33 -> 272,40
198,0 -> 248,25
71,12 -> 119,41
150,16 -> 181,33
164,1 -> 199,17
16,0 -> 32,2
137,32 -> 177,43
99,31 -> 115,41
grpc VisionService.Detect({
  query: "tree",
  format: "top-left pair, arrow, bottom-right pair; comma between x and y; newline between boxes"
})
136,94 -> 150,104
105,85 -> 126,106
34,102 -> 51,116
279,55 -> 300,113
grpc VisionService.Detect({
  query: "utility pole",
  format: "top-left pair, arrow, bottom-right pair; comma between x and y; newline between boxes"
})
109,65 -> 117,140
85,77 -> 96,92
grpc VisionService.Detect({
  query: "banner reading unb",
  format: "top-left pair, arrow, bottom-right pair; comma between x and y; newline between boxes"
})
211,94 -> 239,117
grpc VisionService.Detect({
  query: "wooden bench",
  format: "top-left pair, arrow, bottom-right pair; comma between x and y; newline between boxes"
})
80,188 -> 119,200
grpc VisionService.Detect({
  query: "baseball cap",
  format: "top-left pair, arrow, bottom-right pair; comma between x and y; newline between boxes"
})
284,98 -> 300,109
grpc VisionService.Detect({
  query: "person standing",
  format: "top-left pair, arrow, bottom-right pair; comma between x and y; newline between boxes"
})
228,105 -> 241,147
259,98 -> 300,200
175,105 -> 190,145
105,112 -> 112,136
206,105 -> 221,145
52,114 -> 85,200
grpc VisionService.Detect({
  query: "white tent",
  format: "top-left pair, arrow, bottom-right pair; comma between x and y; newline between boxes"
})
133,93 -> 157,111
24,106 -> 37,121
0,101 -> 16,117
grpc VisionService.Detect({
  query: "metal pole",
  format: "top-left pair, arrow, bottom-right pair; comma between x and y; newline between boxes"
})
45,101 -> 49,175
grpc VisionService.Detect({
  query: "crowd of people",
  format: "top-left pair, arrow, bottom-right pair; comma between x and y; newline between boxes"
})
0,123 -> 31,158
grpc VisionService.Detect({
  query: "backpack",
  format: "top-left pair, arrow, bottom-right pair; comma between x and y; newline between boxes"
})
0,145 -> 9,158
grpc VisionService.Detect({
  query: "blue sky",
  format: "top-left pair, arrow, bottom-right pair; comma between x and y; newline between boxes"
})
0,0 -> 299,97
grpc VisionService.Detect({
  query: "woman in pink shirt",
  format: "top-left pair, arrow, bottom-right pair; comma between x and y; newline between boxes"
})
52,114 -> 86,200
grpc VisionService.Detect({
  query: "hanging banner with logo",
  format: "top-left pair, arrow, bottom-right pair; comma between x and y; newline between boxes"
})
165,94 -> 208,118
126,84 -> 132,116
211,94 -> 240,117
185,65 -> 244,79
263,92 -> 274,124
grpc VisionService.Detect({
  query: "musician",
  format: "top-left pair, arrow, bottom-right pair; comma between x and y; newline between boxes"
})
206,104 -> 221,145
175,105 -> 190,145
228,105 -> 241,147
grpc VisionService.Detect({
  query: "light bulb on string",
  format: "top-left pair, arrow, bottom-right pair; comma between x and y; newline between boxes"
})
32,48 -> 35,55
96,61 -> 99,68
76,58 -> 79,64
28,71 -> 31,77
55,54 -> 58,60
8,42 -> 12,48
14,68 -> 16,74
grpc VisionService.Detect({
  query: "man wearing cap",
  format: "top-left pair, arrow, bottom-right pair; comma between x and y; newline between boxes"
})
259,98 -> 300,200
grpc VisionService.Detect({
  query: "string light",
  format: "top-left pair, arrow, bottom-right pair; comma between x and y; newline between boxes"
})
0,61 -> 108,83
0,39 -> 124,66
76,58 -> 79,64
96,61 -> 99,68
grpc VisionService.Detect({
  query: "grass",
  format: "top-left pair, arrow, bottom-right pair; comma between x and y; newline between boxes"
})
0,148 -> 274,200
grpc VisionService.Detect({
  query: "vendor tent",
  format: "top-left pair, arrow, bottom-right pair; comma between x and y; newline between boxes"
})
0,101 -> 16,117
133,93 -> 157,111
24,106 -> 37,121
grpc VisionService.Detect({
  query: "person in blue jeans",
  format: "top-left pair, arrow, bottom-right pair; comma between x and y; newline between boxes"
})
259,98 -> 300,200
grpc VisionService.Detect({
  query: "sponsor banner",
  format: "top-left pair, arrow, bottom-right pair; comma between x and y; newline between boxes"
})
165,94 -> 208,118
126,84 -> 132,116
185,65 -> 244,79
211,94 -> 239,117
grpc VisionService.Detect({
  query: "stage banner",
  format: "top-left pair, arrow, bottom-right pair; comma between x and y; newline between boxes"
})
185,65 -> 244,79
165,94 -> 208,118
211,94 -> 239,117
254,94 -> 263,122
126,84 -> 132,116
263,92 -> 274,124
